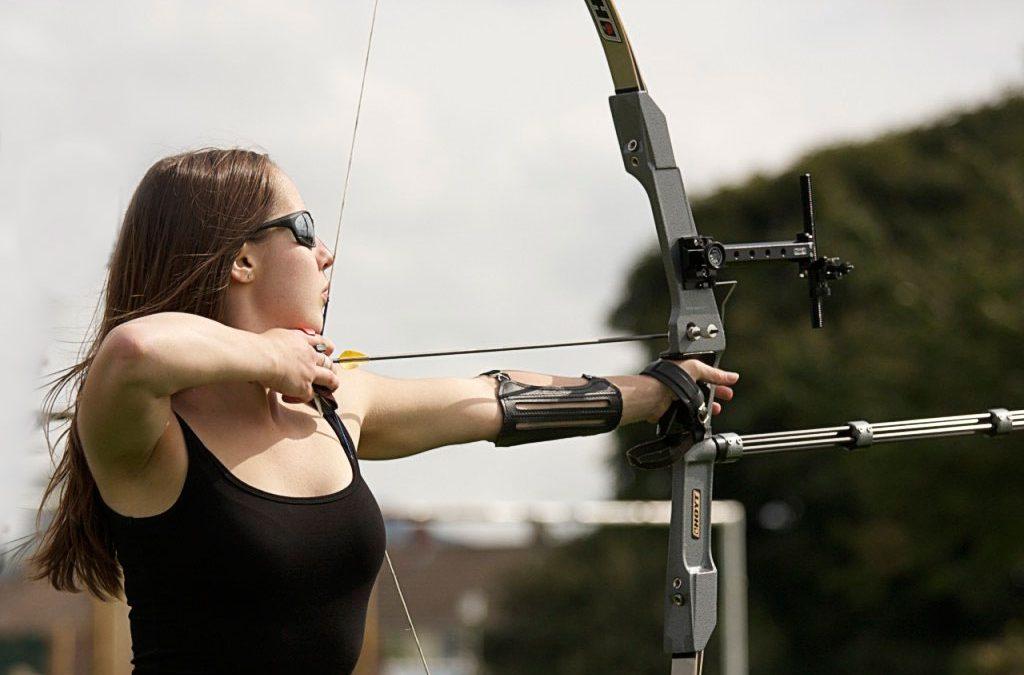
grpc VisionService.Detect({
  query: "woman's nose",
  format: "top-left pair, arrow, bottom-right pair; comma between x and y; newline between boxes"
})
316,237 -> 335,268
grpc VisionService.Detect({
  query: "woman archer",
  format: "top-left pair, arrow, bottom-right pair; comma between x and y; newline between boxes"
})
32,148 -> 738,673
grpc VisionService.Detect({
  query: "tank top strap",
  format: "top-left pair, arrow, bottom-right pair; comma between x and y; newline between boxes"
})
99,414 -> 207,523
171,406 -> 364,505
174,407 -> 360,477
172,412 -> 232,482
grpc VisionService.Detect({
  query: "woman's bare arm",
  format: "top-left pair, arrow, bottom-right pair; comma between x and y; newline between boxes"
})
346,368 -> 689,460
77,313 -> 283,479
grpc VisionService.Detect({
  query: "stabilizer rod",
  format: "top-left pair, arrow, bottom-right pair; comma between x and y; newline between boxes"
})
711,408 -> 1022,458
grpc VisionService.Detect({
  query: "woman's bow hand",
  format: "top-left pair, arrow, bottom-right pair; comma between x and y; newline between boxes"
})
646,359 -> 739,423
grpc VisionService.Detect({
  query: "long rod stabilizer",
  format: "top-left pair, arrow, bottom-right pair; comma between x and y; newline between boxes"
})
713,408 -> 1023,458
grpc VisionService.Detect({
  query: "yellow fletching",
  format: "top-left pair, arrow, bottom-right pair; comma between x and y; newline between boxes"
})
336,349 -> 367,369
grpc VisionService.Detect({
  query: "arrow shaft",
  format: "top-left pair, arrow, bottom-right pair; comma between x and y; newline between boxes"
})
334,332 -> 668,363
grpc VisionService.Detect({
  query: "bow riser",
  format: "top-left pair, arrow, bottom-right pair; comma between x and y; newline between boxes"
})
608,92 -> 727,361
607,88 -> 724,668
587,2 -> 726,671
665,440 -> 719,657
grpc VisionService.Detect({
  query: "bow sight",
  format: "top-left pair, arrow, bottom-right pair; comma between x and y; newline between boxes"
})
678,174 -> 854,332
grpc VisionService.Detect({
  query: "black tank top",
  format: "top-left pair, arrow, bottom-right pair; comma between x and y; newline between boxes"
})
102,405 -> 386,674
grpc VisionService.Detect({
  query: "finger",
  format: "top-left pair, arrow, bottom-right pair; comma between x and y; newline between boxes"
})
305,332 -> 336,356
282,384 -> 316,404
713,385 -> 734,401
711,401 -> 722,415
313,365 -> 341,392
303,329 -> 335,356
692,361 -> 739,385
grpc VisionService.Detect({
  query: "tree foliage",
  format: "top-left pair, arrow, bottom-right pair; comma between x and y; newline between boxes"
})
481,92 -> 1024,674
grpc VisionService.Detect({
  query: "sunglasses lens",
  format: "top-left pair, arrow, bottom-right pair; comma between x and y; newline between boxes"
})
296,212 -> 315,247
254,211 -> 317,247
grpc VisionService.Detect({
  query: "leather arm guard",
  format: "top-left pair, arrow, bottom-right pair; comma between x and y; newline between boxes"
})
626,359 -> 711,470
481,370 -> 623,447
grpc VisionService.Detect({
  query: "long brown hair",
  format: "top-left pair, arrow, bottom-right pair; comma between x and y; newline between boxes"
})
31,148 -> 279,598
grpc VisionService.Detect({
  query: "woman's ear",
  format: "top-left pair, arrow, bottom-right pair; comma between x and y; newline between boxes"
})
230,242 -> 257,284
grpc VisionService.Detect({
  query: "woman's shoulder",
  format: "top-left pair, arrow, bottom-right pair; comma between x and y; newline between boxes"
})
330,365 -> 381,414
92,410 -> 190,519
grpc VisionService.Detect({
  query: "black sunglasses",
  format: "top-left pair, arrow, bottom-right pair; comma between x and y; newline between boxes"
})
254,211 -> 317,248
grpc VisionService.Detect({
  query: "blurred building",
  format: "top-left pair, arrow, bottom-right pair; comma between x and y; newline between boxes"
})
0,567 -> 129,675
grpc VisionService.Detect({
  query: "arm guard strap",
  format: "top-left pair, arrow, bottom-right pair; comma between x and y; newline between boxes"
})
481,371 -> 624,447
625,359 -> 710,470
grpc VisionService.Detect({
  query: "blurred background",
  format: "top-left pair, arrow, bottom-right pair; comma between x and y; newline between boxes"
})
2,1 -> 1023,673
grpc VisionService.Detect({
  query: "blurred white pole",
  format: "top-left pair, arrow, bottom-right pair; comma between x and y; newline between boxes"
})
714,501 -> 748,675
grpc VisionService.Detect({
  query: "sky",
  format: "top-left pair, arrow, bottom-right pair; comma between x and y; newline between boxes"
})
2,0 -> 1023,547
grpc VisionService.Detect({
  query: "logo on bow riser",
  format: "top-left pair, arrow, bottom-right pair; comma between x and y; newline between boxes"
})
691,489 -> 702,539
587,0 -> 623,43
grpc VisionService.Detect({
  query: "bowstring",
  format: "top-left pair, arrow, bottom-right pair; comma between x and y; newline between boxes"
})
386,551 -> 432,674
323,2 -> 431,673
321,0 -> 381,334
